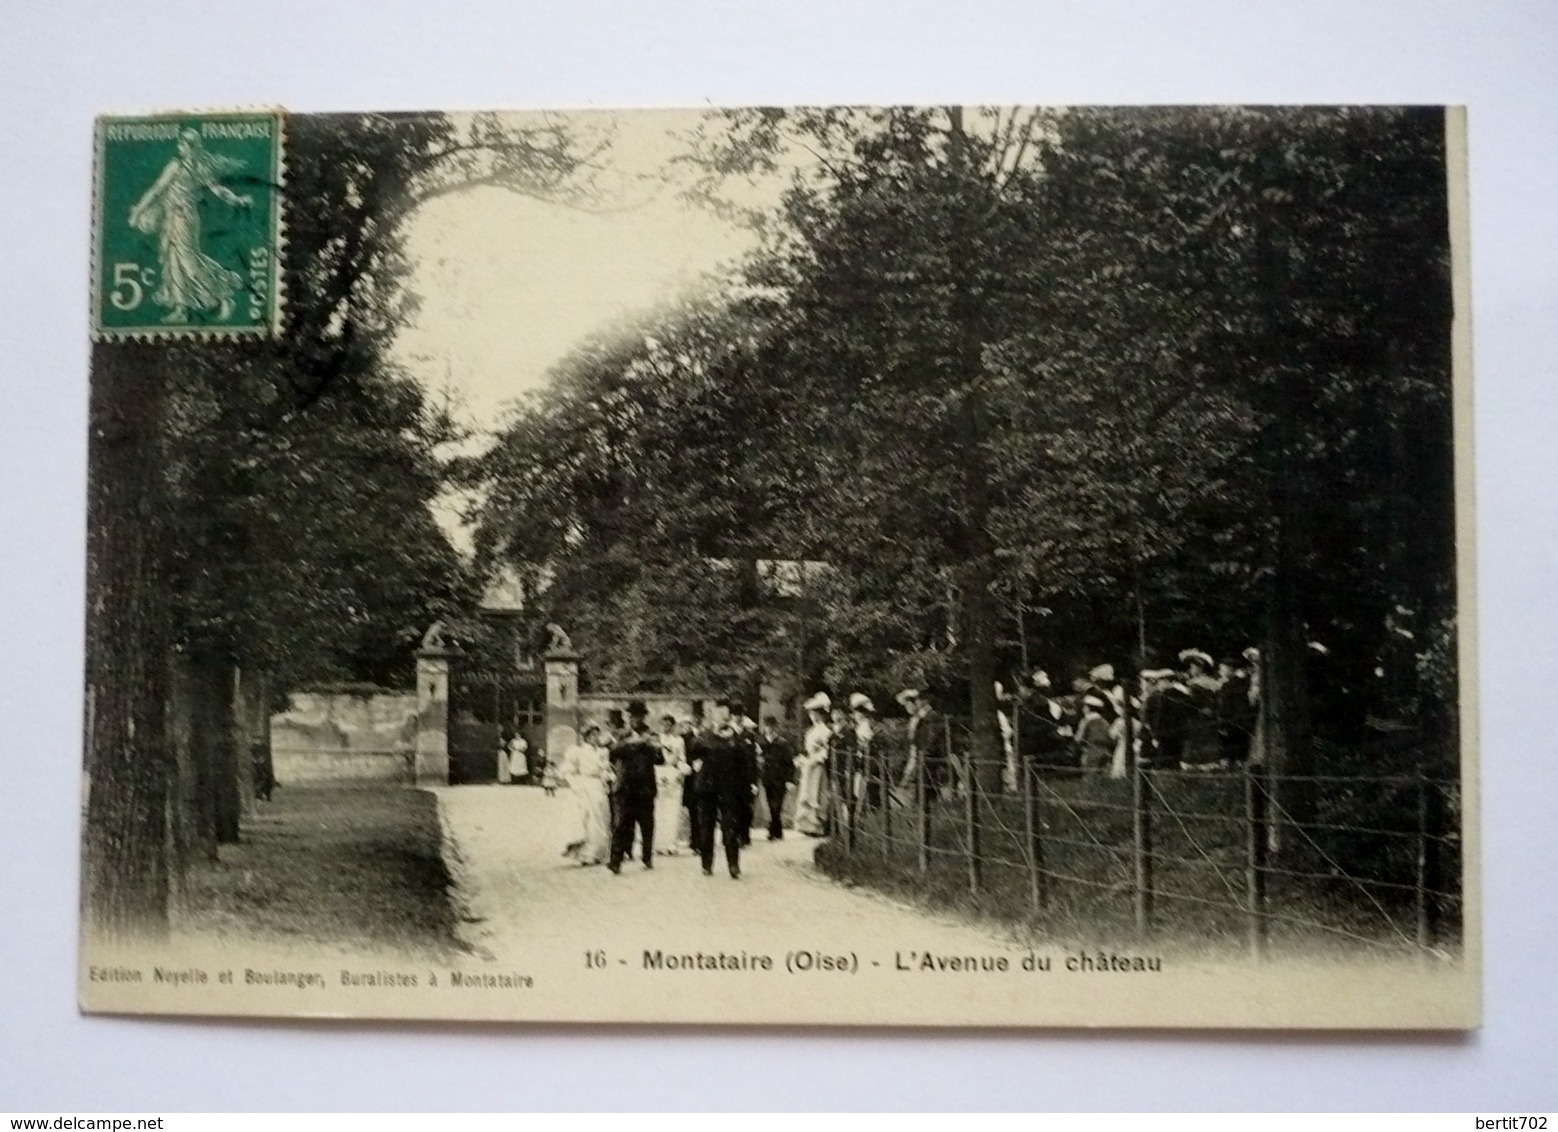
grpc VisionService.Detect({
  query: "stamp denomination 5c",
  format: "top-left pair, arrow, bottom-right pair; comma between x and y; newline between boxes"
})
92,111 -> 283,338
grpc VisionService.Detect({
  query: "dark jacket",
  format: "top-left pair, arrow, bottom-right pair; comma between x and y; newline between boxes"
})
609,726 -> 663,797
905,707 -> 950,782
1216,673 -> 1257,760
1144,682 -> 1192,761
1017,694 -> 1071,766
757,732 -> 796,787
690,725 -> 757,799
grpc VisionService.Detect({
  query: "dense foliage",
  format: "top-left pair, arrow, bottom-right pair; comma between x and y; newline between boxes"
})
466,107 -> 1457,770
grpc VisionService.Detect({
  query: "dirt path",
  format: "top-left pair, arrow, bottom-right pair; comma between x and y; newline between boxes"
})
433,784 -> 1017,963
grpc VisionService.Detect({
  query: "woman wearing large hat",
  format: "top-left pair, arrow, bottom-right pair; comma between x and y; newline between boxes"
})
793,692 -> 833,836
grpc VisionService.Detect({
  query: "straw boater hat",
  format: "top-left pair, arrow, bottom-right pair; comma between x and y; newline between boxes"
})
803,691 -> 831,713
848,692 -> 875,714
1178,648 -> 1214,670
895,688 -> 921,710
1088,663 -> 1116,684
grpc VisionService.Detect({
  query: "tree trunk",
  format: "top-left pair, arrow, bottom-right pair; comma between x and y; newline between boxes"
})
947,105 -> 1004,794
736,554 -> 764,720
963,561 -> 1002,792
1262,491 -> 1314,843
83,343 -> 174,941
190,650 -> 243,845
1253,155 -> 1315,845
234,666 -> 270,819
166,651 -> 201,905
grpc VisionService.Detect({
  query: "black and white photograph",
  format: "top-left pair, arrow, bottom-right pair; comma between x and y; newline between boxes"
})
77,104 -> 1475,1028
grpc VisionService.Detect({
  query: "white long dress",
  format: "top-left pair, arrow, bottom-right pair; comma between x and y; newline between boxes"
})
794,721 -> 832,835
560,741 -> 611,865
653,733 -> 689,853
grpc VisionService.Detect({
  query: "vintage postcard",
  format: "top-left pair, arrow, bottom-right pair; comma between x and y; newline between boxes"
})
78,105 -> 1477,1028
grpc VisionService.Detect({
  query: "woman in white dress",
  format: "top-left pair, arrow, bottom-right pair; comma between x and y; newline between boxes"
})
794,693 -> 833,836
560,725 -> 612,865
652,714 -> 690,854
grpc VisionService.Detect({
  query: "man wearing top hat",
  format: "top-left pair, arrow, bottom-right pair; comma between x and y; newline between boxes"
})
679,712 -> 703,852
607,700 -> 663,873
735,713 -> 761,847
687,698 -> 757,878
756,715 -> 796,840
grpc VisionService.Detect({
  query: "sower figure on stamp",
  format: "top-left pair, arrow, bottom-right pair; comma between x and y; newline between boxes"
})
607,700 -> 663,873
688,698 -> 757,878
129,129 -> 252,324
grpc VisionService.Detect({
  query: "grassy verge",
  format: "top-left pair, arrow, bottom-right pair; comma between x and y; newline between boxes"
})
177,784 -> 465,961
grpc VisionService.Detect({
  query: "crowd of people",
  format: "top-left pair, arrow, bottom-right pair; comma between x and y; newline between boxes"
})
555,699 -> 796,880
544,647 -> 1264,876
1003,648 -> 1264,785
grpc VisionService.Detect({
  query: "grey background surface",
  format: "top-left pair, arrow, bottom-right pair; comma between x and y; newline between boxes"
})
2,0 -> 1554,1110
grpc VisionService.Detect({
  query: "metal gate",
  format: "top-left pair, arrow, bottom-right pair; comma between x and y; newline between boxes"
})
448,668 -> 546,784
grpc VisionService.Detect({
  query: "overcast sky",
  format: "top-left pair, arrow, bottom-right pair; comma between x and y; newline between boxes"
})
392,110 -> 768,437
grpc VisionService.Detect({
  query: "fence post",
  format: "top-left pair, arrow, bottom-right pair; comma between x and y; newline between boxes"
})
1024,755 -> 1046,913
828,744 -> 841,840
881,740 -> 893,850
961,720 -> 982,896
1132,760 -> 1154,934
1245,766 -> 1269,958
844,747 -> 857,853
1415,771 -> 1437,953
917,735 -> 930,874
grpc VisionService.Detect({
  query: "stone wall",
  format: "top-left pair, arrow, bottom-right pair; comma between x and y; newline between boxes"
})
271,689 -> 419,784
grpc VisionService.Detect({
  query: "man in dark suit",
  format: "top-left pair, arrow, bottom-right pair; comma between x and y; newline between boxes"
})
607,700 -> 663,873
688,698 -> 757,878
736,714 -> 760,847
679,714 -> 703,854
896,688 -> 950,797
1142,669 -> 1192,766
1017,668 -> 1074,772
756,716 -> 796,840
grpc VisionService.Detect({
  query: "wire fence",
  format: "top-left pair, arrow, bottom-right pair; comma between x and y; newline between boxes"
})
817,717 -> 1462,958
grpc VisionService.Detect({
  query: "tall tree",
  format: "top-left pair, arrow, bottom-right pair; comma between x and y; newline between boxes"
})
84,111 -> 603,937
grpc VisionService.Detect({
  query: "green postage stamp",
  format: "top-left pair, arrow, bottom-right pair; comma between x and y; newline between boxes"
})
92,111 -> 284,338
